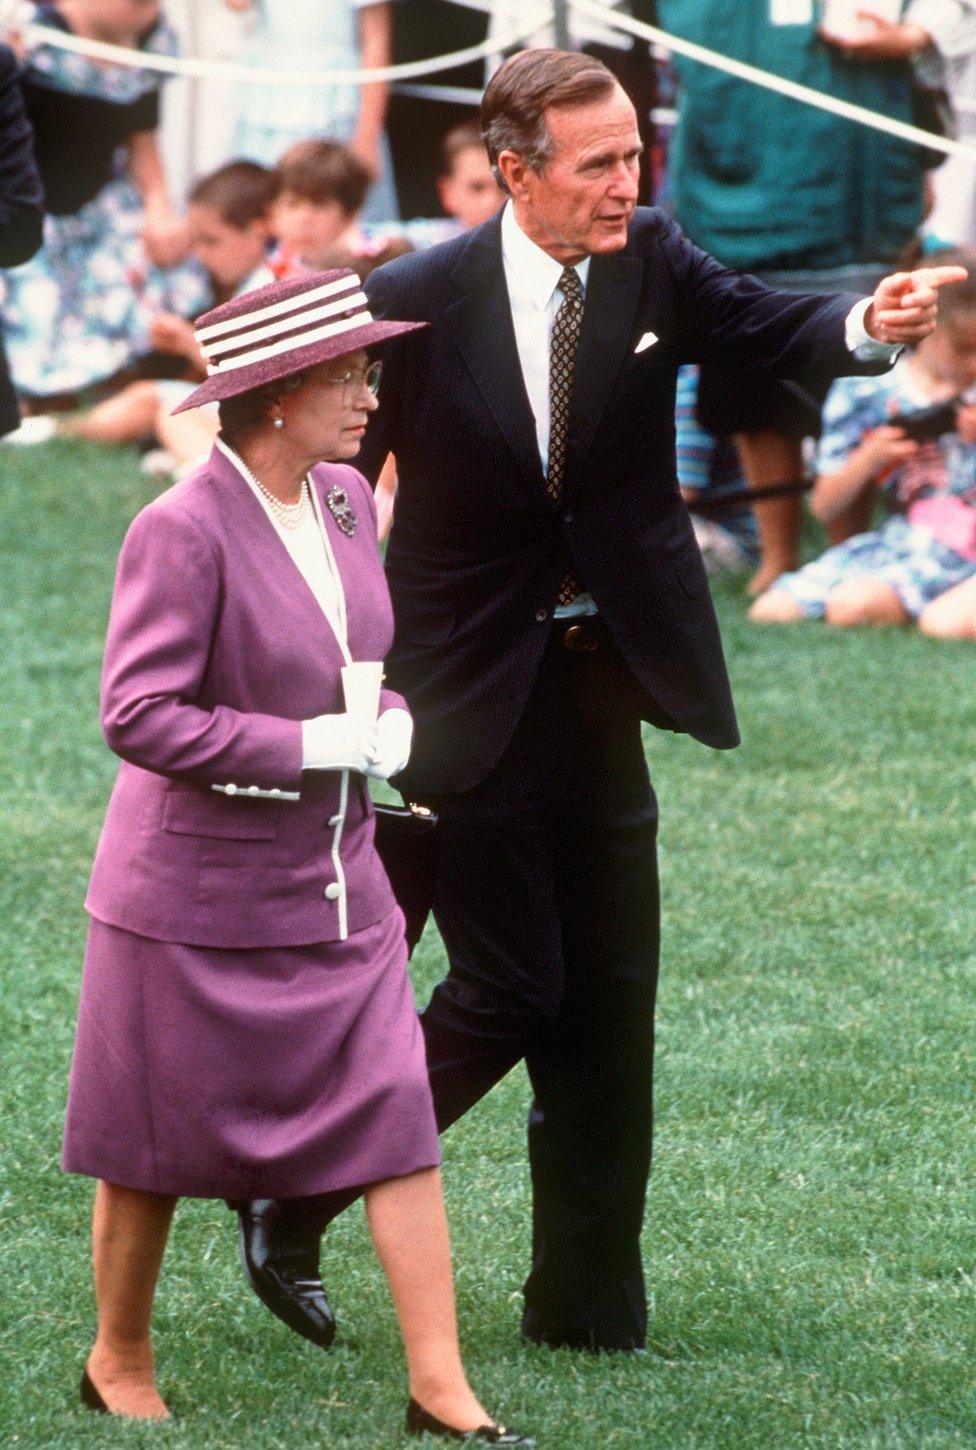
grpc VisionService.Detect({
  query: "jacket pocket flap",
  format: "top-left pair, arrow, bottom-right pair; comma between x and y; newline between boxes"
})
162,791 -> 279,840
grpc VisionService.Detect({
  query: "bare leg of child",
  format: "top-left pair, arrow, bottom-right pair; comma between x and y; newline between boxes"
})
918,574 -> 976,639
156,407 -> 219,469
735,429 -> 803,596
823,577 -> 910,628
61,381 -> 163,446
365,1167 -> 493,1433
85,1180 -> 176,1419
749,588 -> 807,623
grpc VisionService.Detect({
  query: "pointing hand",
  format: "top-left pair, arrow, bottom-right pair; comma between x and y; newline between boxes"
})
864,267 -> 969,346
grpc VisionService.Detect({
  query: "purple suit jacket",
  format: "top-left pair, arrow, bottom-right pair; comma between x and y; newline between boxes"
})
86,447 -> 407,950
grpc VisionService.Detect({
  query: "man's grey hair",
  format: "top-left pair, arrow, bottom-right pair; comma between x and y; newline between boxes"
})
480,48 -> 617,194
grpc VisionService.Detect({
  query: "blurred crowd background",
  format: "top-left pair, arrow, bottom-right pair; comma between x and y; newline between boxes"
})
3,0 -> 976,636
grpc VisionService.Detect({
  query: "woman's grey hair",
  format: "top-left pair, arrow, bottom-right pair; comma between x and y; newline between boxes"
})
480,48 -> 617,192
217,370 -> 307,441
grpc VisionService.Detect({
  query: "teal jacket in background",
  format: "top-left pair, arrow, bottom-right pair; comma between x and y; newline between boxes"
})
658,2 -> 925,270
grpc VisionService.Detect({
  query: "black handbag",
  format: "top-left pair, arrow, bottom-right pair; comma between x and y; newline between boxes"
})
373,802 -> 439,955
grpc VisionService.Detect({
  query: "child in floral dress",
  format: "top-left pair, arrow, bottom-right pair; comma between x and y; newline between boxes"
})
751,252 -> 976,637
0,0 -> 208,404
225,0 -> 398,222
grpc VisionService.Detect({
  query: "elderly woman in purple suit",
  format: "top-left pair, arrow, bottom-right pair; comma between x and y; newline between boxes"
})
61,269 -> 531,1446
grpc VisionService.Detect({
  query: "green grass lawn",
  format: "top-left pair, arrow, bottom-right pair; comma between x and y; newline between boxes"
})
2,441 -> 975,1448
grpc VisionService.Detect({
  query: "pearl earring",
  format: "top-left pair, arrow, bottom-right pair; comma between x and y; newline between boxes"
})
273,416 -> 284,429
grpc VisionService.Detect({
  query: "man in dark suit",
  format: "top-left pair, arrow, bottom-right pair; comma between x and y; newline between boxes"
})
238,49 -> 962,1353
0,43 -> 44,437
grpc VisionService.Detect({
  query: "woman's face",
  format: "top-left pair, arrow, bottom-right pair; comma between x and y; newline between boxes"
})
278,350 -> 380,462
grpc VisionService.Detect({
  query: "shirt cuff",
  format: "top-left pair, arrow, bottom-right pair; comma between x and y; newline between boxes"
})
845,297 -> 903,363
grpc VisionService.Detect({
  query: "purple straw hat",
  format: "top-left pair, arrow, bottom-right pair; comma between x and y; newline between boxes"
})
171,268 -> 426,414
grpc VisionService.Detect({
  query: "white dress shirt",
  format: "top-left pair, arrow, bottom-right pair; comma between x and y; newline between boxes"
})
501,201 -> 592,475
500,205 -> 598,616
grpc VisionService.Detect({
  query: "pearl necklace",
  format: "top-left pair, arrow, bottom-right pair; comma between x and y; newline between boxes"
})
253,475 -> 310,530
237,455 -> 310,531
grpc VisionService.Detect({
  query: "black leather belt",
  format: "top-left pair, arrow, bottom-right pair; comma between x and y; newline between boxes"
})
552,615 -> 605,653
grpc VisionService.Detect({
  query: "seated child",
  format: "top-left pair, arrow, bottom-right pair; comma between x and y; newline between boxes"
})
439,122 -> 505,230
25,162 -> 279,467
399,122 -> 505,250
0,0 -> 203,408
270,138 -> 412,281
750,251 -> 976,637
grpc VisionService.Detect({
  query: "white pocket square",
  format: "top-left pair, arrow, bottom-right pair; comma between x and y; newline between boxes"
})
634,331 -> 658,354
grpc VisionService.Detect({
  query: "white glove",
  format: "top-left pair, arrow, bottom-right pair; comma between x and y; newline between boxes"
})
365,707 -> 413,780
302,712 -> 377,773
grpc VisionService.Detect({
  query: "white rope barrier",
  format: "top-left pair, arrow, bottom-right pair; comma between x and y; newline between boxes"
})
392,82 -> 485,107
4,10 -> 554,87
571,0 -> 976,167
3,0 -> 975,168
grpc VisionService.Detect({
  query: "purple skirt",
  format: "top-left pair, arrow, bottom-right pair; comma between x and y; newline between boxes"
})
62,909 -> 440,1198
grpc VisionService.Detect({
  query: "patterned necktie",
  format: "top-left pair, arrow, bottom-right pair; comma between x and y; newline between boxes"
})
547,266 -> 585,607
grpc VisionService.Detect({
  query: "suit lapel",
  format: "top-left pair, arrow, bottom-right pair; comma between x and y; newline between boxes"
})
442,220 -> 646,499
564,250 -> 644,493
443,221 -> 547,496
208,446 -> 349,667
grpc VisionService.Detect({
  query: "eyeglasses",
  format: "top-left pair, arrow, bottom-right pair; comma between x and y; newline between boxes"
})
324,360 -> 383,399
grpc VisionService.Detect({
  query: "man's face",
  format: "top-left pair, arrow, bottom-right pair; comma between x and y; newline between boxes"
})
505,86 -> 642,264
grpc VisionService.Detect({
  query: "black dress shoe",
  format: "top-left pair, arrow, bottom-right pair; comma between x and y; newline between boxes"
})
236,1198 -> 336,1350
405,1398 -> 536,1445
80,1369 -> 107,1413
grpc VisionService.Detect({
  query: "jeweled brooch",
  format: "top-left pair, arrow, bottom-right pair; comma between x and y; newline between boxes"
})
326,483 -> 357,536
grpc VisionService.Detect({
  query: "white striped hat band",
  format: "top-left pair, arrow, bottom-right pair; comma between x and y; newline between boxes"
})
170,269 -> 428,415
200,277 -> 373,377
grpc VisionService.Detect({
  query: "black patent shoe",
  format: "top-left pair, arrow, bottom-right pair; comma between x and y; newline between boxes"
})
406,1398 -> 536,1445
80,1370 -> 108,1413
236,1198 -> 336,1350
